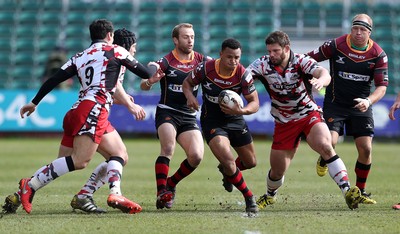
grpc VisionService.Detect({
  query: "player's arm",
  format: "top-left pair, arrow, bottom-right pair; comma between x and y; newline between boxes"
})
113,81 -> 146,120
140,59 -> 164,91
241,72 -> 260,115
182,73 -> 200,111
389,92 -> 400,120
354,86 -> 387,113
355,57 -> 388,112
121,56 -> 160,79
307,39 -> 335,62
310,67 -> 331,90
241,91 -> 259,115
20,69 -> 73,118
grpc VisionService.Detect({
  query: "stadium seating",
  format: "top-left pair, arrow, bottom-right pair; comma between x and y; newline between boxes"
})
323,2 -> 344,29
302,2 -> 321,28
1,0 -> 399,94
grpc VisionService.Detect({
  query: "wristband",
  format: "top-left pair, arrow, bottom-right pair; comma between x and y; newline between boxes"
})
366,98 -> 372,106
145,80 -> 153,87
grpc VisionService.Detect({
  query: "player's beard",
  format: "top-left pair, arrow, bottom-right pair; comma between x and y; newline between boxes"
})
178,44 -> 193,54
270,52 -> 286,66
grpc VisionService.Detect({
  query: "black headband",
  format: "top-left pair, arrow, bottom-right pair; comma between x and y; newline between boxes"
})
352,20 -> 372,31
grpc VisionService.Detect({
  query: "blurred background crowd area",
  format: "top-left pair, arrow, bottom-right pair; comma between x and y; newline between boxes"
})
0,0 -> 399,95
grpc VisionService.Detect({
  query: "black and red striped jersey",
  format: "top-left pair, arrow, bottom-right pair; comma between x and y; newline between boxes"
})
308,34 -> 389,107
189,59 -> 256,120
156,49 -> 207,114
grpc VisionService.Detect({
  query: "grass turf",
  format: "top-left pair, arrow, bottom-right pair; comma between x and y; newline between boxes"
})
0,137 -> 399,234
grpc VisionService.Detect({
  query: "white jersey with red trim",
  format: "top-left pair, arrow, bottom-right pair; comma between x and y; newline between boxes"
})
247,51 -> 322,123
62,42 -> 134,111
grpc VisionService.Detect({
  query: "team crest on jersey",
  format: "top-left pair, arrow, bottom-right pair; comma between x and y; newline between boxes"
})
336,56 -> 345,64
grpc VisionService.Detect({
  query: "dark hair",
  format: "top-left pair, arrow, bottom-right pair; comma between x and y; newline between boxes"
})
265,31 -> 290,47
89,19 -> 114,41
114,28 -> 137,50
221,38 -> 241,51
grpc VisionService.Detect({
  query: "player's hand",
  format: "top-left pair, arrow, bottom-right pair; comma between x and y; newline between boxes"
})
186,96 -> 200,111
389,102 -> 400,120
147,63 -> 165,84
130,103 -> 146,120
219,100 -> 242,115
20,102 -> 37,118
354,98 -> 371,112
309,78 -> 324,91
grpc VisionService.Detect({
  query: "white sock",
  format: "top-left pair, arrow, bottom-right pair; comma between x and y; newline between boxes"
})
29,157 -> 72,191
77,161 -> 108,199
107,160 -> 123,195
328,158 -> 350,194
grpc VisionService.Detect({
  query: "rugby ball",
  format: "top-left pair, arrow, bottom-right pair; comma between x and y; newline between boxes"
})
218,90 -> 244,108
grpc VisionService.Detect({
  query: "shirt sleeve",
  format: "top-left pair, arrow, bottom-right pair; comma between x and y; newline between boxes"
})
32,69 -> 73,105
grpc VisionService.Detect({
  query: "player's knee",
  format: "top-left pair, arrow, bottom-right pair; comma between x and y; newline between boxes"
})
188,153 -> 203,167
73,159 -> 91,170
245,159 -> 257,169
161,148 -> 174,157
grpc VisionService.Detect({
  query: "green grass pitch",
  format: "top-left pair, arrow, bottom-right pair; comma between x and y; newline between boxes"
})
0,137 -> 399,234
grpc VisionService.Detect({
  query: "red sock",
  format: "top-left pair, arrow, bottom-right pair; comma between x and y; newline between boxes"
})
235,157 -> 246,171
355,161 -> 371,191
227,168 -> 253,198
155,156 -> 170,194
167,159 -> 195,188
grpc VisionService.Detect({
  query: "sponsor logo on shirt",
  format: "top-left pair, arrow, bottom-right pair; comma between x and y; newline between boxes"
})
338,71 -> 369,81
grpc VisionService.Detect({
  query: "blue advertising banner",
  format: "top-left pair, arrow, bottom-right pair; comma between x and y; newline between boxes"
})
1,89 -> 400,137
109,93 -> 400,137
0,90 -> 76,131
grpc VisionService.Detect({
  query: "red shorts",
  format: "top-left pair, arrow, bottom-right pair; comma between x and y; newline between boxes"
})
61,100 -> 114,147
272,111 -> 324,150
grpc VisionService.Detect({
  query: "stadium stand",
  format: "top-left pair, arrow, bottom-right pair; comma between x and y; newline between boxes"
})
0,0 -> 398,94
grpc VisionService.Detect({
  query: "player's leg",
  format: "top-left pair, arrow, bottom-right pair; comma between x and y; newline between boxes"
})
307,121 -> 361,209
162,128 -> 203,209
155,122 -> 177,209
209,134 -> 257,213
97,129 -> 141,214
316,108 -> 344,177
18,134 -> 96,214
257,148 -> 294,209
70,124 -> 118,213
348,114 -> 375,204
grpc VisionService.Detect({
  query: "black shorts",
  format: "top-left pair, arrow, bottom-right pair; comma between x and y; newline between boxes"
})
155,107 -> 200,137
323,104 -> 374,138
201,118 -> 253,147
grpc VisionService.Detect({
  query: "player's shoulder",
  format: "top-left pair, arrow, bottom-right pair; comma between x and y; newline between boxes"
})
370,40 -> 386,56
